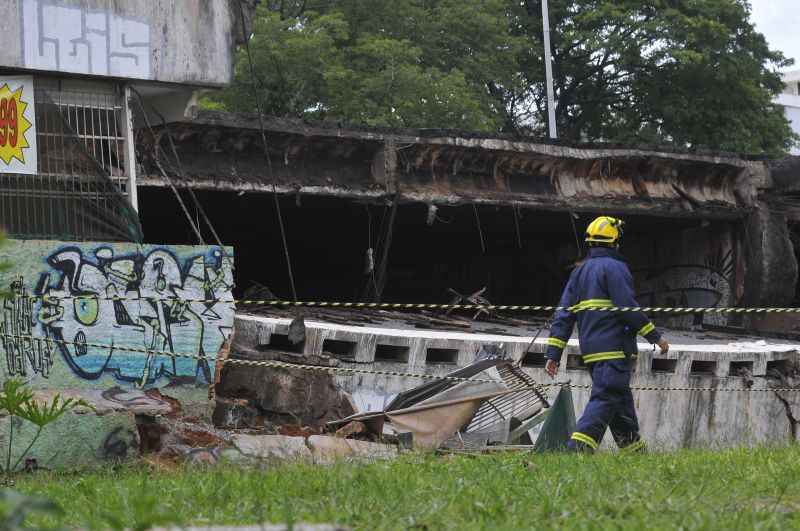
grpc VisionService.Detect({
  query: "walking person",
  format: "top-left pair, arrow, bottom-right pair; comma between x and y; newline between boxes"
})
545,215 -> 669,452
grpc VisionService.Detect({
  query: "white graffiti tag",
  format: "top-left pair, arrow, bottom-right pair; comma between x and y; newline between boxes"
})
22,0 -> 151,79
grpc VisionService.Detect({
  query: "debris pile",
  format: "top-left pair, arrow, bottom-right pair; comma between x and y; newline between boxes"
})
128,335 -> 573,466
328,347 -> 569,452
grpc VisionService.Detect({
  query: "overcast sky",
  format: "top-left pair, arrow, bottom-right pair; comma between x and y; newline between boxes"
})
750,0 -> 800,71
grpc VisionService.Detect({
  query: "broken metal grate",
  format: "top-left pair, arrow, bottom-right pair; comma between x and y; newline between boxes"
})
465,362 -> 548,434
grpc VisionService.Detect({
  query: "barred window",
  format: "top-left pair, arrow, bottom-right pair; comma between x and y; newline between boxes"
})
0,78 -> 140,242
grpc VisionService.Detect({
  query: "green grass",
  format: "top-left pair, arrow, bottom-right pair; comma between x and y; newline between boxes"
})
10,446 -> 800,530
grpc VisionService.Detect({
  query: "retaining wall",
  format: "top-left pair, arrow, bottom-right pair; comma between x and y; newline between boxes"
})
0,239 -> 235,467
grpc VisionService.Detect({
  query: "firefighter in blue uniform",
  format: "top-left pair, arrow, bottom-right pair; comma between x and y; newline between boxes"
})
545,215 -> 669,452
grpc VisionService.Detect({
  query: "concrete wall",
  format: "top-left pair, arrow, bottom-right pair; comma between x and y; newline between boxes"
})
0,0 -> 239,86
0,239 -> 234,468
235,314 -> 800,449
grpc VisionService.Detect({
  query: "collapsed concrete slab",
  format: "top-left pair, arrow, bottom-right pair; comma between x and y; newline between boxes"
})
235,312 -> 800,450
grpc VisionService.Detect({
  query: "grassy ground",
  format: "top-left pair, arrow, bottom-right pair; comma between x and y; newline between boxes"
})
8,445 -> 800,530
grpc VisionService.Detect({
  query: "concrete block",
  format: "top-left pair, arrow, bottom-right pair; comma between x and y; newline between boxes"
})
307,435 -> 397,464
306,435 -> 351,463
347,439 -> 397,460
232,434 -> 312,461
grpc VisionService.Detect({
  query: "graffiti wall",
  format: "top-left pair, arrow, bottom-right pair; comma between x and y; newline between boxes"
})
0,239 -> 234,389
630,223 -> 740,328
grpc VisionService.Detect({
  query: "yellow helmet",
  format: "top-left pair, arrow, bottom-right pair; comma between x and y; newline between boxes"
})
585,216 -> 624,245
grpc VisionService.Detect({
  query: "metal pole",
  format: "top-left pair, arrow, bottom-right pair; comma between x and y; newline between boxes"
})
542,0 -> 557,139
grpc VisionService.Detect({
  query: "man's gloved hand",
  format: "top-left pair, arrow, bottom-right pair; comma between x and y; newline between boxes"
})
657,337 -> 670,354
546,359 -> 558,378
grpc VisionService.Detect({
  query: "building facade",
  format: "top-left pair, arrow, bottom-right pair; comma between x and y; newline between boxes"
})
0,0 -> 250,467
778,70 -> 800,156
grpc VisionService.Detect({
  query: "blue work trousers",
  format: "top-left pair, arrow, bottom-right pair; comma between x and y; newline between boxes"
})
568,359 -> 643,451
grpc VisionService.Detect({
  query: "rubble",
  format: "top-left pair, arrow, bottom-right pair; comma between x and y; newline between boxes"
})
213,332 -> 356,430
232,434 -> 313,461
329,349 -> 550,450
307,435 -> 397,464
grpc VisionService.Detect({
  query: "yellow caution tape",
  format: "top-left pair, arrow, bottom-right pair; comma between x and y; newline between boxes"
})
12,294 -> 800,314
2,332 -> 797,394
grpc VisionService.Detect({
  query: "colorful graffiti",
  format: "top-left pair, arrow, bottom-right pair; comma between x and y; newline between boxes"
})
0,242 -> 234,387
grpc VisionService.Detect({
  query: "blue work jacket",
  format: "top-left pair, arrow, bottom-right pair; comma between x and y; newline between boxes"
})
545,247 -> 661,364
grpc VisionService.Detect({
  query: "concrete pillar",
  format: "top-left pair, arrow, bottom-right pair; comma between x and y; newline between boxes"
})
743,203 -> 798,307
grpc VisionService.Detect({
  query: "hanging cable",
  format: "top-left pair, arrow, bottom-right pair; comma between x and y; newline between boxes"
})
569,211 -> 582,257
512,205 -> 523,249
236,0 -> 298,301
473,204 -> 486,254
373,194 -> 399,302
130,90 -> 204,244
133,90 -> 228,254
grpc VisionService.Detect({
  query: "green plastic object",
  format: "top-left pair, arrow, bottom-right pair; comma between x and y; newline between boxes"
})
534,385 -> 577,452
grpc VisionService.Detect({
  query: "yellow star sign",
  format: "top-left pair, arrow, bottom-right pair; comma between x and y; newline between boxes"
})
0,83 -> 33,166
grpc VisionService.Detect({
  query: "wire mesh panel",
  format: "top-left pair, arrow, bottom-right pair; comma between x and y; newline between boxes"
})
0,82 -> 141,242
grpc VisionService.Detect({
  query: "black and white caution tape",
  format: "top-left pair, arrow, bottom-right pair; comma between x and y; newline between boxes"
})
12,293 -> 800,314
3,332 -> 798,394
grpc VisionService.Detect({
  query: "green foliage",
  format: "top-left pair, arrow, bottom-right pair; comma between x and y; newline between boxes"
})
12,446 -> 800,529
211,0 -> 796,155
0,379 -> 89,478
0,490 -> 64,530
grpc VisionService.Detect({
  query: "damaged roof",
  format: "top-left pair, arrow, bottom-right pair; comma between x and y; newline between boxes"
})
137,109 -> 771,219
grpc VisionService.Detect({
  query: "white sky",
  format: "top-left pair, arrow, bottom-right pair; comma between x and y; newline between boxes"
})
750,0 -> 800,71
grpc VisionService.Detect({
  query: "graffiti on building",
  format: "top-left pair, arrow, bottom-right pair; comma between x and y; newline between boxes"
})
22,0 -> 151,79
1,276 -> 55,378
634,246 -> 735,327
0,243 -> 234,387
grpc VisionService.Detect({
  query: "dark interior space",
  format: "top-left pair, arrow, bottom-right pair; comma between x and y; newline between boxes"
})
652,358 -> 678,373
138,188 -> 714,309
789,220 -> 800,305
690,360 -> 717,375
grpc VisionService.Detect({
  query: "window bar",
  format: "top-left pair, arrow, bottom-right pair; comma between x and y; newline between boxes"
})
39,96 -> 48,236
104,94 -> 114,228
105,94 -> 114,179
74,99 -> 86,239
80,97 -> 90,238
70,92 -> 81,239
102,97 -> 109,238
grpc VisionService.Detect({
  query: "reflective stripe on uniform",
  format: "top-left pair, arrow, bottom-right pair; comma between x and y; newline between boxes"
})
621,439 -> 646,453
582,351 -> 625,364
637,322 -> 655,337
571,432 -> 599,450
546,337 -> 566,349
570,299 -> 613,312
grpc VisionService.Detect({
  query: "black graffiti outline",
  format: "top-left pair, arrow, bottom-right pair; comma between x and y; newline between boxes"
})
30,245 -> 232,386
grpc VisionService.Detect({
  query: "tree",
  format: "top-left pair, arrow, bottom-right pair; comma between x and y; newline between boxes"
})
212,0 -> 795,155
